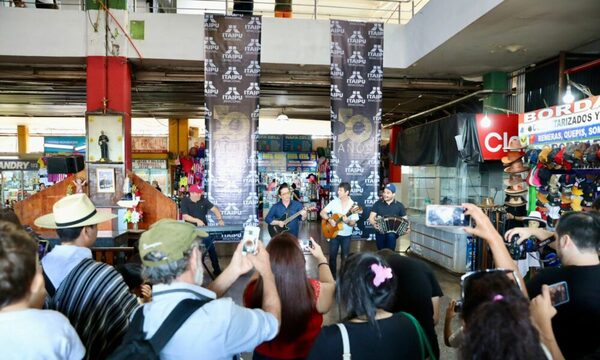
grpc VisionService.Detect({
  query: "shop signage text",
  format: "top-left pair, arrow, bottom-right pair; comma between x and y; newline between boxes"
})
0,160 -> 40,171
519,95 -> 600,145
475,114 -> 519,160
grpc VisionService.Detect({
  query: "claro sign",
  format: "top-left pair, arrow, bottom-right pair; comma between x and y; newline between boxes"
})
475,114 -> 519,160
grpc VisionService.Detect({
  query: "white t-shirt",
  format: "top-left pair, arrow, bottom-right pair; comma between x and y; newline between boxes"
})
323,198 -> 360,236
0,308 -> 85,360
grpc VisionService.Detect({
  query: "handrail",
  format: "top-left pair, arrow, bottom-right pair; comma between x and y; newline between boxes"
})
1,0 -> 429,24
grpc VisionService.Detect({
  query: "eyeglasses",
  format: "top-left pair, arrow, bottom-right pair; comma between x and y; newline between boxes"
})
455,268 -> 523,312
279,191 -> 290,196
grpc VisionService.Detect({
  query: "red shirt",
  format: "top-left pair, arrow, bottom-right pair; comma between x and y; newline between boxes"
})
243,278 -> 323,359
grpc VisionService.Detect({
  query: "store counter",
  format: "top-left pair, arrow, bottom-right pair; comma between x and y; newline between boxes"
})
409,218 -> 469,274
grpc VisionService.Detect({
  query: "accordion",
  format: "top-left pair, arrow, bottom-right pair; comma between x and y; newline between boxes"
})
375,216 -> 410,236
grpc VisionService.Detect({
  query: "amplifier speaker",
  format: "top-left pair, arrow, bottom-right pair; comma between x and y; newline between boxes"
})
47,155 -> 85,174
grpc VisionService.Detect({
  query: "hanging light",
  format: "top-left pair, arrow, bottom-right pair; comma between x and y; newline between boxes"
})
563,84 -> 575,104
481,113 -> 491,128
276,108 -> 289,121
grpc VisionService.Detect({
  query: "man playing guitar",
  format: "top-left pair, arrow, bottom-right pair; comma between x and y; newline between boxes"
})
319,182 -> 359,277
266,183 -> 307,237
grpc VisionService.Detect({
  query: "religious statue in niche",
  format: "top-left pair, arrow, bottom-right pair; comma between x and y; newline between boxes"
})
98,131 -> 110,161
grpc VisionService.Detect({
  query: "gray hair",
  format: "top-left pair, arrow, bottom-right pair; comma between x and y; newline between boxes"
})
143,240 -> 201,285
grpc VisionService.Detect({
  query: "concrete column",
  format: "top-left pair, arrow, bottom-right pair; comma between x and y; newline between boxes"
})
17,125 -> 28,155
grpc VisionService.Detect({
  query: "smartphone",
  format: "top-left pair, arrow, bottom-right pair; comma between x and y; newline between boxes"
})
425,205 -> 471,227
37,240 -> 49,260
548,281 -> 569,307
299,239 -> 313,252
242,226 -> 260,255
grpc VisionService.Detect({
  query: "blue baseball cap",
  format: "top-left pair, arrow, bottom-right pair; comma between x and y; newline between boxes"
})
385,184 -> 397,193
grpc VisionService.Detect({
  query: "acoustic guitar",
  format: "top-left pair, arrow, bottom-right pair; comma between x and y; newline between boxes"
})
268,206 -> 316,237
321,204 -> 363,239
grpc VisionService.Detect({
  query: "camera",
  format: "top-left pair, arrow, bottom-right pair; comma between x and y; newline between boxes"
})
505,235 -> 537,260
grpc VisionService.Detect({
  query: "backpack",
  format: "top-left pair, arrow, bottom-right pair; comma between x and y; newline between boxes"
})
108,297 -> 211,360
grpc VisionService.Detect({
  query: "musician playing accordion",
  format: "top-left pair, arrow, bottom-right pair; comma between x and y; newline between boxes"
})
368,184 -> 409,251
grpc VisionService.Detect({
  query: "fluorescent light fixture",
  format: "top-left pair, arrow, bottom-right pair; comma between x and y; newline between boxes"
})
44,143 -> 74,150
563,85 -> 575,104
276,113 -> 289,122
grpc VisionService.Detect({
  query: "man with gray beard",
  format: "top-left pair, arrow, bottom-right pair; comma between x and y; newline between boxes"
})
136,219 -> 281,360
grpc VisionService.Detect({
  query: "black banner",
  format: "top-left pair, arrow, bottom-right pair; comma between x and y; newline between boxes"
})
330,20 -> 383,240
204,14 -> 261,238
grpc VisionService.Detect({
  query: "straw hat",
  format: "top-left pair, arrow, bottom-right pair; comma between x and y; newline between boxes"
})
480,197 -> 495,208
35,193 -> 117,229
504,174 -> 524,186
505,138 -> 526,151
522,211 -> 547,228
501,151 -> 525,165
505,183 -> 528,195
506,196 -> 526,207
504,160 -> 529,173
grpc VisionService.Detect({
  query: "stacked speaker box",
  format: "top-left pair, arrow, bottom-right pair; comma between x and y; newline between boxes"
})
47,155 -> 85,174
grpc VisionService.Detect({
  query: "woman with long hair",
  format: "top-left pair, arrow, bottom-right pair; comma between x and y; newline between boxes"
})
244,233 -> 335,360
307,252 -> 422,360
460,271 -> 549,360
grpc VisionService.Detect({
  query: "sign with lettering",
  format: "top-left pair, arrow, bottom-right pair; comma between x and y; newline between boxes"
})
518,95 -> 600,146
475,114 -> 519,160
0,160 -> 40,171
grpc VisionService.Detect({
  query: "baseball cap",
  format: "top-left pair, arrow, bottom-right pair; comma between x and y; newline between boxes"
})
385,184 -> 397,193
139,219 -> 208,267
189,184 -> 203,193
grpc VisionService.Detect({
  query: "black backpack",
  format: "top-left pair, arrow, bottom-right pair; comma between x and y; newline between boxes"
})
108,297 -> 211,360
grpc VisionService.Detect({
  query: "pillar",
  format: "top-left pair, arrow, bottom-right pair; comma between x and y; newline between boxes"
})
482,72 -> 508,112
86,56 -> 132,170
388,125 -> 402,182
17,125 -> 28,155
168,118 -> 189,156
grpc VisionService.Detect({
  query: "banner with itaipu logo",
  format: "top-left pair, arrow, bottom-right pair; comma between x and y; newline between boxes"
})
204,14 -> 261,238
330,20 -> 383,240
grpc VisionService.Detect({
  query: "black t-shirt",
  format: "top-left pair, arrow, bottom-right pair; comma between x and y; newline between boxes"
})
371,199 -> 406,218
180,196 -> 214,224
383,253 -> 443,359
307,313 -> 422,360
527,264 -> 600,360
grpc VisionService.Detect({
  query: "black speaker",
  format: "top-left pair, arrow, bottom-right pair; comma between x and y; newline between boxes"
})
47,155 -> 85,174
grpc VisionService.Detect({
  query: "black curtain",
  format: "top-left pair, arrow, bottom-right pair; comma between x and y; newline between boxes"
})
392,113 -> 482,166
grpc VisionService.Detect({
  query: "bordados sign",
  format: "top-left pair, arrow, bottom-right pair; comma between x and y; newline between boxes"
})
475,114 -> 519,160
519,95 -> 600,146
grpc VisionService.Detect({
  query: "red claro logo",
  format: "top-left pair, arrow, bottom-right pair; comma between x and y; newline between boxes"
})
484,132 -> 518,153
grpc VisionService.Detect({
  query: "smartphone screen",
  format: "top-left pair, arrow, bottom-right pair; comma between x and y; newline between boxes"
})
548,281 -> 569,307
37,240 -> 49,260
242,226 -> 260,255
425,205 -> 471,227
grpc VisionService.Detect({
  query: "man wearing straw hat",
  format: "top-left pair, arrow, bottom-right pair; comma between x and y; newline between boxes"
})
35,193 -> 138,360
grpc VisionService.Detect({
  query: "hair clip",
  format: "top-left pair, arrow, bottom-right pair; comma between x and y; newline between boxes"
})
493,294 -> 504,302
371,263 -> 393,287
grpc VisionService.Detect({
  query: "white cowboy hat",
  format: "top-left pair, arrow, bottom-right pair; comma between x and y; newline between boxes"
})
522,210 -> 547,228
35,193 -> 117,229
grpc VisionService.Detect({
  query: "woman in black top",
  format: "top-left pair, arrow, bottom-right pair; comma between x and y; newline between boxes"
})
308,252 -> 422,360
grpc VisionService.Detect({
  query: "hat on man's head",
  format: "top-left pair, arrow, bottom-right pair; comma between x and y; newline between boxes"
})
34,193 -> 117,229
385,184 -> 396,193
188,184 -> 203,194
522,210 -> 547,228
139,219 -> 208,267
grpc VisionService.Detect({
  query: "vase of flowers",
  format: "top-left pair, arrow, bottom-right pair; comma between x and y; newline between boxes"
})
124,205 -> 143,230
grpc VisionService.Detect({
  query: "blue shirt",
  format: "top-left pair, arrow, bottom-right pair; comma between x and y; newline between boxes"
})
265,200 -> 304,237
142,282 -> 278,360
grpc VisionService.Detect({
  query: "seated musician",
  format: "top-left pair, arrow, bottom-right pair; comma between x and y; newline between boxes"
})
368,184 -> 408,251
266,183 -> 307,238
180,184 -> 224,276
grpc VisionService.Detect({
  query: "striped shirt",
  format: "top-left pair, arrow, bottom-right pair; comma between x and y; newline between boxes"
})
43,246 -> 138,360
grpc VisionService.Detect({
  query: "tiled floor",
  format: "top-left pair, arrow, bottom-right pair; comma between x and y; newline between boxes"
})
207,221 -> 461,359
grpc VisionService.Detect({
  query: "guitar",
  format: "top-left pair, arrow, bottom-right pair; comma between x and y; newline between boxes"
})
268,206 -> 316,237
321,204 -> 363,240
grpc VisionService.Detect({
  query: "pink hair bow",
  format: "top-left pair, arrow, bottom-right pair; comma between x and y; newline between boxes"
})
371,264 -> 393,287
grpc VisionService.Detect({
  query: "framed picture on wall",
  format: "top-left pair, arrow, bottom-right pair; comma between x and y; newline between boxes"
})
96,168 -> 116,193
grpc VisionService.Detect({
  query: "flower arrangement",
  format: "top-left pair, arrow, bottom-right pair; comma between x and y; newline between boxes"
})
124,205 -> 143,224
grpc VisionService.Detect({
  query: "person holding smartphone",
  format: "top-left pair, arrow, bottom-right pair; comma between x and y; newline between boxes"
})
368,184 -> 407,250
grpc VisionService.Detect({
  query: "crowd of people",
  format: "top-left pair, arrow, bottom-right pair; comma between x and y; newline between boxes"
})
0,184 -> 599,359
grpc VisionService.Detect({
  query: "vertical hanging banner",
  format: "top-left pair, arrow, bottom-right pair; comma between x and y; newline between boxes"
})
330,20 -> 383,240
204,14 -> 261,237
